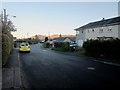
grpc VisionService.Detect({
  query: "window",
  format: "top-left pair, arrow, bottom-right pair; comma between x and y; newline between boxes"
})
81,30 -> 83,33
99,29 -> 103,33
108,29 -> 112,32
76,31 -> 79,34
88,30 -> 89,33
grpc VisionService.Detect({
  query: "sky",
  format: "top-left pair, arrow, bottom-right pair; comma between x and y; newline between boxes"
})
2,2 -> 119,38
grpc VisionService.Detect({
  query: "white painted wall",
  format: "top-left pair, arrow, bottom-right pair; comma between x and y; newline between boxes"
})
85,25 -> 119,40
76,30 -> 85,46
76,24 -> 119,46
63,38 -> 72,43
118,25 -> 120,38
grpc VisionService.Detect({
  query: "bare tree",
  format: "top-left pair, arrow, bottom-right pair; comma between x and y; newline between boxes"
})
0,10 -> 17,33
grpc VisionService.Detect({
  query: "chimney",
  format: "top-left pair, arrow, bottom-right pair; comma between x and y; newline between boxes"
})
102,18 -> 105,20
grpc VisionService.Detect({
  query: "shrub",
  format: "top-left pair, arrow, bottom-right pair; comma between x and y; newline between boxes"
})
76,47 -> 85,55
43,42 -> 50,48
62,42 -> 70,51
2,26 -> 13,66
2,33 -> 13,65
83,39 -> 120,60
2,34 -> 9,65
53,42 -> 70,52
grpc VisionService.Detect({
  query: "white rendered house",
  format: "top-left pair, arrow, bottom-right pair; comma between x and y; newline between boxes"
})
74,16 -> 120,46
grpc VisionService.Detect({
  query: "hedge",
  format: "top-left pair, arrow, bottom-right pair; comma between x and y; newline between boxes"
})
2,26 -> 13,66
53,42 -> 70,52
43,42 -> 50,48
83,39 -> 120,60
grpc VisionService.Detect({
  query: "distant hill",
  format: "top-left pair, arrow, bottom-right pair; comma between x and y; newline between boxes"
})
31,35 -> 46,40
31,34 -> 75,40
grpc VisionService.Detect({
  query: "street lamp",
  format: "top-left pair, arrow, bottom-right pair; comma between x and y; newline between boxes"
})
3,9 -> 16,24
3,9 -> 17,33
7,14 -> 16,18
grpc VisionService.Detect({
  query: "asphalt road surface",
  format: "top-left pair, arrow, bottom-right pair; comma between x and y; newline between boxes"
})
18,44 -> 120,89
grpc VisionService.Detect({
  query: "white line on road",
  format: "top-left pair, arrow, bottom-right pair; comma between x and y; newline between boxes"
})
87,67 -> 95,70
15,52 -> 22,88
90,59 -> 120,67
42,50 -> 47,52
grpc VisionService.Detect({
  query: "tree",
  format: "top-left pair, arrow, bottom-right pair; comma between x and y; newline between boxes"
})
7,20 -> 17,32
35,35 -> 39,40
45,37 -> 48,42
0,10 -> 17,33
1,10 -> 17,65
59,34 -> 62,38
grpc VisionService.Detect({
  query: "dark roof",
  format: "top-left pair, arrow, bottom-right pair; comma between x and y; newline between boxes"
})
68,37 -> 76,42
53,37 -> 76,42
75,16 -> 120,30
53,37 -> 66,42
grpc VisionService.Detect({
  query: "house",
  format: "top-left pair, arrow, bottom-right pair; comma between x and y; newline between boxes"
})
53,37 -> 76,43
74,16 -> 120,46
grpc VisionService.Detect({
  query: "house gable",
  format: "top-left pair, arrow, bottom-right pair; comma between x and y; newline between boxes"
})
75,16 -> 120,46
75,16 -> 120,31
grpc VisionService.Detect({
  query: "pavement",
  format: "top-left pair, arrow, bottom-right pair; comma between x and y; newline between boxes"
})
0,37 -> 2,90
0,68 -> 2,90
2,44 -> 120,89
2,48 -> 21,89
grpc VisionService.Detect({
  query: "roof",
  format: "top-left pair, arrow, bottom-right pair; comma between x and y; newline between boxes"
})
68,37 -> 76,42
53,37 -> 66,42
75,16 -> 120,31
53,37 -> 76,42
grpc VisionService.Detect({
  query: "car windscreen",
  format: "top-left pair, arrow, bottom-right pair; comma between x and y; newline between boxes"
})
26,43 -> 29,46
21,44 -> 25,46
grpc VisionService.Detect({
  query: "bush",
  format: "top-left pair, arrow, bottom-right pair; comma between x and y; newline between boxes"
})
53,42 -> 70,52
75,47 -> 85,55
83,39 -> 120,60
2,26 -> 13,66
62,42 -> 70,51
43,42 -> 50,48
2,33 -> 13,65
2,34 -> 10,65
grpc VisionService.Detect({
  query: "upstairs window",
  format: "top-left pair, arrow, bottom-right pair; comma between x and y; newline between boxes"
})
76,31 -> 79,34
99,29 -> 103,33
108,29 -> 112,32
81,30 -> 83,33
88,30 -> 89,33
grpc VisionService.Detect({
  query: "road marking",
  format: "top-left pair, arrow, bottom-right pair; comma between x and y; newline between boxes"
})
42,50 -> 47,52
16,52 -> 22,88
103,62 -> 114,65
90,59 -> 120,67
87,67 -> 95,70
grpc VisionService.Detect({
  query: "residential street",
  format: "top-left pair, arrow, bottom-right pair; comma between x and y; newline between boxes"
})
3,44 -> 120,89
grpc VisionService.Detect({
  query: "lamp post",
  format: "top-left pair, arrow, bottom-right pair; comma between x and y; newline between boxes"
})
3,9 -> 16,33
3,9 -> 16,24
3,9 -> 7,24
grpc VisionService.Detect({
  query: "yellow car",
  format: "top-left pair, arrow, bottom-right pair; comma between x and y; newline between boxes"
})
19,42 -> 30,52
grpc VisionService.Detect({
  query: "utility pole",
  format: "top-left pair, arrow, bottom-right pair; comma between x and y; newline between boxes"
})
59,34 -> 62,38
48,32 -> 50,39
0,11 -> 3,22
3,9 -> 7,24
27,33 -> 29,38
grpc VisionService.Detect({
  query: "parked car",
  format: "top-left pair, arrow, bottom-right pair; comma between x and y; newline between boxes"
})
70,42 -> 78,47
19,42 -> 30,52
69,42 -> 78,51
